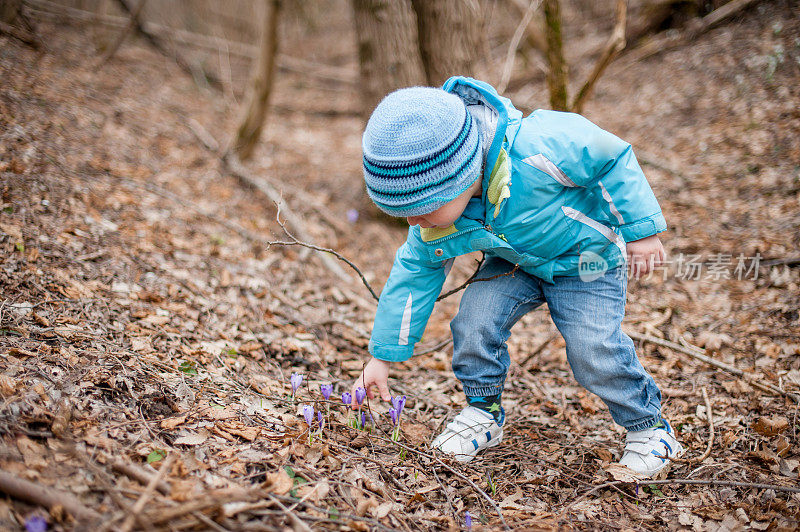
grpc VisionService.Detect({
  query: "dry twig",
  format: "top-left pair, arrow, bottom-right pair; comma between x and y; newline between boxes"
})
0,470 -> 101,523
626,330 -> 800,403
98,0 -> 147,64
570,0 -> 627,113
619,0 -> 763,69
120,453 -> 176,532
497,0 -> 542,93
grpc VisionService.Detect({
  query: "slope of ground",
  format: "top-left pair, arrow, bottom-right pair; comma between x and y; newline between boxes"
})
1,1 -> 799,530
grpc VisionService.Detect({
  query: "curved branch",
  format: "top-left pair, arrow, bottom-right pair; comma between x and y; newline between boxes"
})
570,0 -> 626,114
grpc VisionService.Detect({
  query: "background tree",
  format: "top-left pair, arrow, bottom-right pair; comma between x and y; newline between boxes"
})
1,0 -> 21,24
351,0 -> 426,117
409,0 -> 486,87
230,0 -> 282,160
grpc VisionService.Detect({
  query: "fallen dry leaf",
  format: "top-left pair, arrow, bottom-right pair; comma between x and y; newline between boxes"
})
752,416 -> 789,437
604,463 -> 647,482
264,468 -> 294,496
173,432 -> 208,446
160,414 -> 188,430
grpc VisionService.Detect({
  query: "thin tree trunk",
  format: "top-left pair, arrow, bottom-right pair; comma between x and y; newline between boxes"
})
543,0 -> 568,111
231,0 -> 281,161
410,0 -> 486,86
1,0 -> 21,24
570,0 -> 627,114
351,0 -> 425,117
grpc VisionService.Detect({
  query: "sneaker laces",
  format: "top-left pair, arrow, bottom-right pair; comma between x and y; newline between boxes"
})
442,407 -> 495,440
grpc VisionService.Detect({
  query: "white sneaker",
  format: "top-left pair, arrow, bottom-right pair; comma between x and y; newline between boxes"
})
619,419 -> 684,477
432,406 -> 503,463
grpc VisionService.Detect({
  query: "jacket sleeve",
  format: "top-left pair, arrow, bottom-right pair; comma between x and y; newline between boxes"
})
544,112 -> 667,242
369,226 -> 447,362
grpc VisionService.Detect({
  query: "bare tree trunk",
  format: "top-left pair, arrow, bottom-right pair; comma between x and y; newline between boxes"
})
543,0 -> 568,111
1,0 -> 21,24
230,0 -> 281,161
351,0 -> 425,117
410,0 -> 486,86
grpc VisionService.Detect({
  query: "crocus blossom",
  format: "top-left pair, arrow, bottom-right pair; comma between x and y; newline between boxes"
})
320,383 -> 333,400
25,516 -> 47,532
391,395 -> 406,416
465,510 -> 472,529
355,386 -> 366,405
317,411 -> 325,430
388,408 -> 398,426
290,373 -> 304,395
302,404 -> 314,427
346,209 -> 359,224
341,392 -> 352,406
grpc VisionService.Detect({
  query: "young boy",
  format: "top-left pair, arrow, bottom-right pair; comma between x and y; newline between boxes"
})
351,76 -> 682,477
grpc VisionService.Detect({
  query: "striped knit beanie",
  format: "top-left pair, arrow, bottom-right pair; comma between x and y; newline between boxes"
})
362,87 -> 482,217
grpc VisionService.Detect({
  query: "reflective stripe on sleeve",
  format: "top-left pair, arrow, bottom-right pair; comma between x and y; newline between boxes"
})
522,154 -> 579,187
398,293 -> 413,346
598,181 -> 625,224
562,206 -> 627,258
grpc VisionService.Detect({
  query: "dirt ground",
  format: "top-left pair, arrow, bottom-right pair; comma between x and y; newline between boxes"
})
1,0 -> 799,530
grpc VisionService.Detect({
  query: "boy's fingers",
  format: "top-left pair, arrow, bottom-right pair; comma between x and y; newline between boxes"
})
377,381 -> 391,402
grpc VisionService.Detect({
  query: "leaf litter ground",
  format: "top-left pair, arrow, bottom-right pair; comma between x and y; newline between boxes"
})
1,3 -> 800,531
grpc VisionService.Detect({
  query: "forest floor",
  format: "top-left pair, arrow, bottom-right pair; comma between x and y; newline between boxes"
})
1,1 -> 800,530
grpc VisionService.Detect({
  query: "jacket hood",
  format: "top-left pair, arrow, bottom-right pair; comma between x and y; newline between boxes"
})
442,76 -> 524,189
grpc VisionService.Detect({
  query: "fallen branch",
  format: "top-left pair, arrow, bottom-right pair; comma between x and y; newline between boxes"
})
98,0 -> 147,64
619,0 -> 763,69
0,19 -> 41,48
108,0 -> 222,89
0,469 -> 101,523
25,0 -> 356,84
383,439 -> 510,530
626,330 -> 800,403
265,494 -> 313,532
108,456 -> 171,496
120,453 -> 176,532
222,152 -> 351,280
563,477 -> 800,517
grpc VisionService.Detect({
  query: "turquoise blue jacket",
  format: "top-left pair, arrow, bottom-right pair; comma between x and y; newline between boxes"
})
369,76 -> 666,362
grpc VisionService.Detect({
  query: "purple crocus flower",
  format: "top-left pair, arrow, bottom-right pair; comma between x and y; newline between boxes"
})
465,510 -> 472,529
302,404 -> 314,427
388,408 -> 398,426
320,383 -> 333,400
360,411 -> 367,428
355,386 -> 367,405
290,373 -> 303,395
346,209 -> 359,224
391,395 -> 406,416
341,392 -> 352,407
25,516 -> 47,532
317,411 -> 325,429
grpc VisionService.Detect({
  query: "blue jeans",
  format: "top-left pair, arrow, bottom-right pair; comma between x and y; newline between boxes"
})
450,257 -> 662,431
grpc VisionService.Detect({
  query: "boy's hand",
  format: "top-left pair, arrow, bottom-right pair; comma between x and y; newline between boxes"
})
626,234 -> 666,279
351,358 -> 392,408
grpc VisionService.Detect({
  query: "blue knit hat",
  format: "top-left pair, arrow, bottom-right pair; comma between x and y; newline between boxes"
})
362,87 -> 482,217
